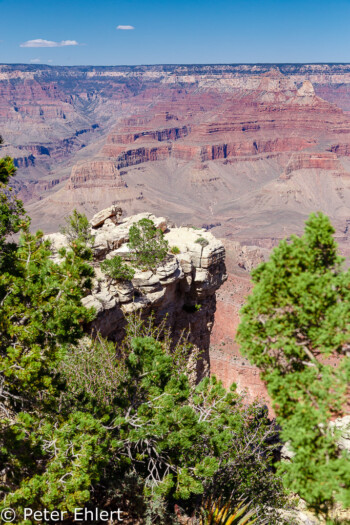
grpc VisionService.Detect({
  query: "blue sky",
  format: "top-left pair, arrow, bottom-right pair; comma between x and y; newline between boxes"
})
1,0 -> 350,65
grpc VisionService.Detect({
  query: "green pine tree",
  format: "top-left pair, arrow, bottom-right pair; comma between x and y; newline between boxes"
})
128,218 -> 169,270
0,153 -> 97,518
0,136 -> 28,264
237,212 -> 350,520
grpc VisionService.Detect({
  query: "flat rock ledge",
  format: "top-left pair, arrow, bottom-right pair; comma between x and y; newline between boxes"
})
46,208 -> 227,377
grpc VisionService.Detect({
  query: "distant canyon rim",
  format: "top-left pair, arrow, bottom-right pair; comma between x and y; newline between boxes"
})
1,62 -> 350,407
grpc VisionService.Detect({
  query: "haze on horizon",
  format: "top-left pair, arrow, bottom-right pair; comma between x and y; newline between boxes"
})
1,0 -> 350,66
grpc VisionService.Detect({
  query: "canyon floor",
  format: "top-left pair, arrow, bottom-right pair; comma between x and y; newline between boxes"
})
2,63 -> 350,404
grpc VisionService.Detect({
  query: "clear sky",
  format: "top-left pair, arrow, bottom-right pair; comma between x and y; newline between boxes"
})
1,0 -> 350,66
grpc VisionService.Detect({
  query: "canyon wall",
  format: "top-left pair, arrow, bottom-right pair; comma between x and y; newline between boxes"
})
209,240 -> 273,412
5,67 -> 346,254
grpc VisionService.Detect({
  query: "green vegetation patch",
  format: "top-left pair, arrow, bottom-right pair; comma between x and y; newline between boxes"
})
128,218 -> 169,270
100,255 -> 135,281
237,212 -> 350,520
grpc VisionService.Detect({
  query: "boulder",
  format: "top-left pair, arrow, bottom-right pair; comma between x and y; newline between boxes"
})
164,228 -> 225,270
90,205 -> 122,228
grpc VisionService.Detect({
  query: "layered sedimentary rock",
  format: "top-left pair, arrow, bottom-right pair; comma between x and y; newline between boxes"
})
209,239 -> 273,411
0,63 -> 349,251
21,69 -> 350,254
46,207 -> 227,378
97,76 -> 343,171
282,152 -> 342,177
67,159 -> 127,190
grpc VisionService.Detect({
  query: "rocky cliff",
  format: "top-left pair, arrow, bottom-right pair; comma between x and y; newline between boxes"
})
2,64 -> 350,252
209,239 -> 274,412
46,206 -> 227,378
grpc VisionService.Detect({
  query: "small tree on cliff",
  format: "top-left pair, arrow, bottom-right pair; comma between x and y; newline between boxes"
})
101,255 -> 135,281
128,218 -> 169,270
60,208 -> 95,247
237,212 -> 350,519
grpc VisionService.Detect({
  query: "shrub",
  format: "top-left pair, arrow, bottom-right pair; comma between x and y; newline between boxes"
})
128,218 -> 169,270
60,335 -> 123,409
60,208 -> 95,247
170,245 -> 181,254
100,255 -> 135,281
195,236 -> 209,248
58,325 -> 286,523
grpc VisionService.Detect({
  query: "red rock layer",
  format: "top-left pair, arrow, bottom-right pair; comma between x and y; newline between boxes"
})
281,152 -> 343,178
67,159 -> 127,190
93,76 -> 350,175
210,279 -> 274,415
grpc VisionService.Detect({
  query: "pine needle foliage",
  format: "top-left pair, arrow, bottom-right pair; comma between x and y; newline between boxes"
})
0,152 -> 97,520
59,330 -> 286,523
60,208 -> 95,247
0,139 -> 28,264
237,212 -> 350,519
128,218 -> 169,270
100,255 -> 135,281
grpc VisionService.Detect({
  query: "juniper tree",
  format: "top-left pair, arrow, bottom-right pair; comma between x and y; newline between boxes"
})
237,212 -> 350,519
128,218 -> 169,270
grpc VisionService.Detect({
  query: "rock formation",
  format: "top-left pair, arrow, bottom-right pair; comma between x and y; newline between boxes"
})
46,206 -> 227,378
